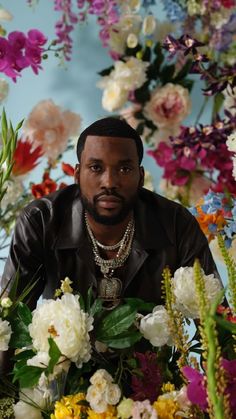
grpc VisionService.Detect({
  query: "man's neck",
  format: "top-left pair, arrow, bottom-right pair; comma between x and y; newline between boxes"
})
85,212 -> 133,246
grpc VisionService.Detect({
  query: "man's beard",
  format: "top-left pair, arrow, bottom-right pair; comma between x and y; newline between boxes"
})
80,190 -> 139,225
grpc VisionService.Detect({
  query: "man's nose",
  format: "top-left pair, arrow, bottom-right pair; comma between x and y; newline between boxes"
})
101,169 -> 118,189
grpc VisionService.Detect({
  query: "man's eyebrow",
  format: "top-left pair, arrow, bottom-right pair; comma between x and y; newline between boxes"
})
87,158 -> 134,164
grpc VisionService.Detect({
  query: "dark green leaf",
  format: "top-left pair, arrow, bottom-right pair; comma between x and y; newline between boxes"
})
90,298 -> 103,317
124,298 -> 155,312
17,302 -> 32,326
212,92 -> 224,117
134,82 -> 150,103
13,365 -> 43,388
159,64 -> 175,83
142,46 -> 151,62
46,337 -> 62,375
215,315 -> 236,334
98,65 -> 114,76
97,304 -> 137,339
100,330 -> 142,349
86,287 -> 93,312
13,349 -> 35,361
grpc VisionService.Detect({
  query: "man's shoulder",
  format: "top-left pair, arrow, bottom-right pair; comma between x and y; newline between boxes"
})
140,188 -> 188,213
21,184 -> 80,219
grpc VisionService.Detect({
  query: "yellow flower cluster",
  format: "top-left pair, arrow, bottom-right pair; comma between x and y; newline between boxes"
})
51,392 -> 117,419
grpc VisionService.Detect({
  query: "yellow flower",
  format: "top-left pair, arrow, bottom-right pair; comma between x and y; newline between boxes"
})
88,404 -> 117,419
153,398 -> 181,419
61,277 -> 73,294
52,393 -> 87,419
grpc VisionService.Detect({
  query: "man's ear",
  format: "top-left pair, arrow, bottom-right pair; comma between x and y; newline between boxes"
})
139,166 -> 145,188
74,163 -> 80,184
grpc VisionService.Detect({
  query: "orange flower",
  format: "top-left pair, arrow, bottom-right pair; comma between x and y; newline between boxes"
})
31,172 -> 57,198
195,206 -> 226,241
12,138 -> 43,176
61,162 -> 75,176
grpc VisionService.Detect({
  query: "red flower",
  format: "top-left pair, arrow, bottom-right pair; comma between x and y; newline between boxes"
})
31,172 -> 57,198
12,138 -> 43,176
61,162 -> 75,176
131,351 -> 162,403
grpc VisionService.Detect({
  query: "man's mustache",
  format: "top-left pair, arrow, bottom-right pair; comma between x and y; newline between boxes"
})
94,190 -> 124,202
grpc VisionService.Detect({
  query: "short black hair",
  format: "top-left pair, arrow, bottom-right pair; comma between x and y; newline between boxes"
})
76,117 -> 144,164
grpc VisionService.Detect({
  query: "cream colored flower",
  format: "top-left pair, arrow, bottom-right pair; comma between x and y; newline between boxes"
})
90,369 -> 113,386
108,13 -> 141,55
23,100 -> 81,162
0,318 -> 12,351
117,397 -> 134,419
86,369 -> 121,413
144,83 -> 191,129
226,131 -> 236,153
1,177 -> 24,211
118,0 -> 141,13
127,33 -> 138,48
1,297 -> 12,308
113,57 -> 148,91
142,15 -> 156,36
99,80 -> 129,112
0,78 -> 9,102
172,266 -> 223,319
144,171 -> 154,191
28,293 -> 93,366
139,305 -> 173,347
105,383 -> 121,405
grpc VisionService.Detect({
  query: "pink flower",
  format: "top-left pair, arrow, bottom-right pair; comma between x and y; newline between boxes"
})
27,29 -> 47,46
23,99 -> 81,162
144,83 -> 191,129
132,400 -> 157,419
182,366 -> 208,411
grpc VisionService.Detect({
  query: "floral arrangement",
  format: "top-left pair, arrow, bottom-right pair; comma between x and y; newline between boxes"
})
0,257 -> 235,418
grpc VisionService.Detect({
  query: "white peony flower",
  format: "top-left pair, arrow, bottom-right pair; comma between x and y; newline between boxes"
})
142,15 -> 156,35
113,57 -> 148,91
28,293 -> 93,367
226,131 -> 236,153
139,305 -> 173,347
172,266 -> 223,319
13,387 -> 46,419
0,318 -> 12,351
108,13 -> 141,54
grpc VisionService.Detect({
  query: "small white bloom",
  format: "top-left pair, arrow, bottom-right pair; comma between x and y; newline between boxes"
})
0,8 -> 12,21
105,383 -> 121,405
1,297 -> 12,308
29,293 -> 93,366
139,305 -> 173,346
113,57 -> 148,91
226,131 -> 236,153
142,15 -> 156,36
127,33 -> 138,49
117,397 -> 134,419
90,369 -> 113,386
172,266 -> 223,319
0,318 -> 12,351
100,81 -> 129,112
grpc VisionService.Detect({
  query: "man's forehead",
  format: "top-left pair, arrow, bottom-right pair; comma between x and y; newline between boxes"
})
81,135 -> 139,162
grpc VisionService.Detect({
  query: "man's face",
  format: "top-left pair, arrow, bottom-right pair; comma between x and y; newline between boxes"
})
75,135 -> 144,225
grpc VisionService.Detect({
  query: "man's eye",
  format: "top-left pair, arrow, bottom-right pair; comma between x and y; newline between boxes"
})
90,165 -> 102,172
120,166 -> 132,173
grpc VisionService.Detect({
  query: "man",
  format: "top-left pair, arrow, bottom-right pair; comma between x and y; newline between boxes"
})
2,117 -> 219,309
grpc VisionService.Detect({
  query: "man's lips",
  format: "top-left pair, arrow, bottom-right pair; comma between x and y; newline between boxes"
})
96,195 -> 122,209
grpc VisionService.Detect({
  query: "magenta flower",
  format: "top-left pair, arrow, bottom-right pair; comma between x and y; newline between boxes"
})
0,37 -> 9,71
27,29 -> 47,46
182,366 -> 208,411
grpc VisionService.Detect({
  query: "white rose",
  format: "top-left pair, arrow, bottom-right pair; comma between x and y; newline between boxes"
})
226,131 -> 236,153
100,81 -> 129,112
0,318 -> 12,351
90,369 -> 113,386
142,15 -> 156,35
105,383 -> 121,405
144,83 -> 191,128
172,266 -> 223,319
28,293 -> 93,366
13,387 -> 46,419
139,305 -> 173,347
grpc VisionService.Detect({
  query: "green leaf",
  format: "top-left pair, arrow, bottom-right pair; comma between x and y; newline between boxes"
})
13,365 -> 43,388
13,349 -> 35,361
212,92 -> 224,118
134,82 -> 150,103
1,107 -> 8,142
17,302 -> 32,326
98,65 -> 114,76
124,298 -> 155,312
46,337 -> 62,375
159,64 -> 175,83
215,315 -> 236,334
8,270 -> 20,302
90,298 -> 103,317
96,304 -> 137,339
100,330 -> 142,349
9,303 -> 32,348
86,287 -> 93,312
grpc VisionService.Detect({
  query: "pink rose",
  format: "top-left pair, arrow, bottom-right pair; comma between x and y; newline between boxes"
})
23,99 -> 81,162
144,83 -> 191,128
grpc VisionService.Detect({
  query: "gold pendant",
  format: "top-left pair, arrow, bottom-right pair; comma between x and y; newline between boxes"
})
98,276 -> 122,301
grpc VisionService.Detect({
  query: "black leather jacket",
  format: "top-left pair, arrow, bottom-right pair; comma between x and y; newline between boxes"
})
2,185 -> 219,308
